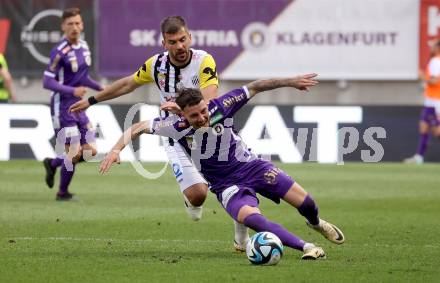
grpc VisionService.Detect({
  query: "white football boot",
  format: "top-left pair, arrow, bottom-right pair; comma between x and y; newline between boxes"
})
301,243 -> 326,260
233,221 -> 249,252
307,218 -> 345,245
403,154 -> 424,165
183,195 -> 203,221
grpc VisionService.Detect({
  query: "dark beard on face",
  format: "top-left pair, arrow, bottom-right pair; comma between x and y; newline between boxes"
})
174,51 -> 188,63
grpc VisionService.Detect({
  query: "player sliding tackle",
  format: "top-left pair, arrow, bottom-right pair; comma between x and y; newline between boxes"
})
101,73 -> 345,260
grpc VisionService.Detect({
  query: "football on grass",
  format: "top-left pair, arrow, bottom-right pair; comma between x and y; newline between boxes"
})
246,232 -> 283,265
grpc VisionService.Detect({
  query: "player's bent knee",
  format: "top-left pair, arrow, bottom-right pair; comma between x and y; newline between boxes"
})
237,206 -> 260,223
65,144 -> 82,163
71,150 -> 84,164
184,183 -> 208,207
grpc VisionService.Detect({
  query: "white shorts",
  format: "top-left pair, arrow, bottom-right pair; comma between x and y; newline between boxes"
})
424,97 -> 440,115
163,136 -> 207,192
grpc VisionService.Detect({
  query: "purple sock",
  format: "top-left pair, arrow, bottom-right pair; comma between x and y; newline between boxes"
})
416,133 -> 429,156
243,213 -> 305,251
59,162 -> 75,195
50,157 -> 64,169
297,194 -> 319,225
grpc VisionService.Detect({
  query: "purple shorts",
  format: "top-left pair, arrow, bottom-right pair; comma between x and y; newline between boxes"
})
420,106 -> 440,127
54,122 -> 95,145
51,97 -> 95,145
215,160 -> 294,221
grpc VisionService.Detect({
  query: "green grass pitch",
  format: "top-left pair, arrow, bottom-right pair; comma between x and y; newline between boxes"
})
1,160 -> 439,282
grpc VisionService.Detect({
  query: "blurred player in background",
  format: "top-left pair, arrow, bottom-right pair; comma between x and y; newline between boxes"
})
100,74 -> 345,260
404,39 -> 440,164
0,53 -> 17,103
69,16 -> 249,251
42,7 -> 103,200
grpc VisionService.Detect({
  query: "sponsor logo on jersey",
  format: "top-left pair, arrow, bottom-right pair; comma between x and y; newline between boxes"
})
157,67 -> 167,73
210,112 -> 224,125
172,163 -> 183,182
153,119 -> 174,130
209,106 -> 218,115
191,75 -> 199,86
62,46 -> 71,54
222,93 -> 246,108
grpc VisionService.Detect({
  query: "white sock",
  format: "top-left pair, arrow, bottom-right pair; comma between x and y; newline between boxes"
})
303,243 -> 316,251
234,221 -> 249,244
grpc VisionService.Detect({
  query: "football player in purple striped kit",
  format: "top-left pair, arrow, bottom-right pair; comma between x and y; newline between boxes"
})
101,73 -> 345,260
42,8 -> 103,201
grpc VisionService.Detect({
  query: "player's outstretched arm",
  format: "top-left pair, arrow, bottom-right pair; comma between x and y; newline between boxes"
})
99,120 -> 151,174
69,75 -> 140,113
246,73 -> 318,98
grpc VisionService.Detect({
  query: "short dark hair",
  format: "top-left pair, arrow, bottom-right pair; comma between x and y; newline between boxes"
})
62,7 -> 81,21
160,16 -> 187,35
176,88 -> 203,110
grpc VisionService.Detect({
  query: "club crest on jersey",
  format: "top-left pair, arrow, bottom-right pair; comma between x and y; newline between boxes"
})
70,60 -> 78,72
211,123 -> 224,135
157,73 -> 166,79
223,93 -> 246,108
264,167 -> 282,185
186,136 -> 196,149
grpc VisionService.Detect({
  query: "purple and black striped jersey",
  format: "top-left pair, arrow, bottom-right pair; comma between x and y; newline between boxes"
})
150,87 -> 260,192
